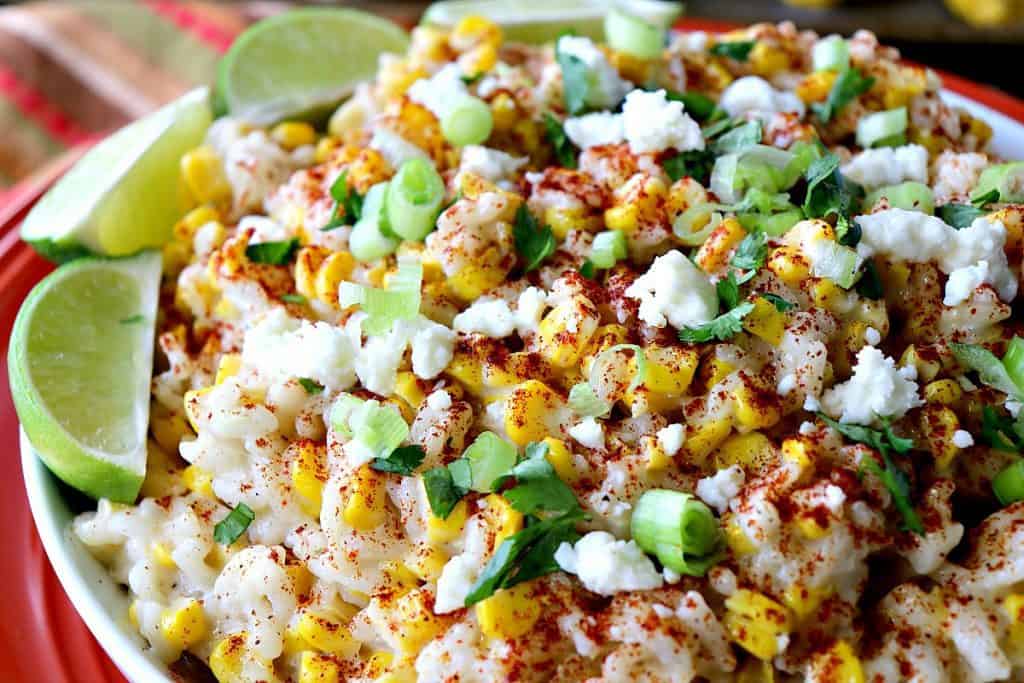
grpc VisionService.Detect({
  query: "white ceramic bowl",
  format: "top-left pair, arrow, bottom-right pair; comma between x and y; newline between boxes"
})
19,90 -> 1024,683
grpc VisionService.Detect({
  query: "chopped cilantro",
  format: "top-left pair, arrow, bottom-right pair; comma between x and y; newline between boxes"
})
513,205 -> 557,272
856,260 -> 883,300
281,293 -> 308,305
119,314 -> 144,325
950,343 -> 1023,399
937,203 -> 985,229
730,232 -> 769,277
461,72 -> 484,85
716,273 -> 741,310
817,413 -> 913,454
678,301 -> 755,343
371,444 -> 427,475
579,259 -> 596,278
971,187 -> 1000,207
981,405 -> 1024,452
245,238 -> 300,265
702,116 -> 741,140
663,149 -> 716,184
556,44 -> 590,115
422,466 -> 469,519
500,442 -> 581,516
213,503 -> 255,544
298,377 -> 324,395
802,151 -> 862,235
712,120 -> 762,155
665,90 -> 718,121
543,113 -> 579,169
812,68 -> 875,123
322,170 -> 364,231
710,40 -> 756,61
762,293 -> 795,312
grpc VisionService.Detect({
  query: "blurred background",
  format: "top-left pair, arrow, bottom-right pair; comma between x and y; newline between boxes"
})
0,0 -> 1021,194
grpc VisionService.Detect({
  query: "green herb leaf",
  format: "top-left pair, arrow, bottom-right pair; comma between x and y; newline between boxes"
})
119,314 -> 144,325
937,203 -> 985,229
762,293 -> 795,311
245,238 -> 300,265
281,293 -> 308,305
422,466 -> 468,519
461,72 -> 484,85
678,301 -> 755,343
663,149 -> 716,184
730,231 -> 769,274
817,413 -> 914,454
464,509 -> 584,605
860,451 -> 924,534
812,68 -> 876,123
298,378 -> 324,395
322,171 -> 365,231
803,151 -> 862,232
971,187 -> 1000,207
543,113 -> 579,169
501,442 -> 581,515
702,116 -> 741,140
214,503 -> 255,544
712,120 -> 762,155
950,343 -> 1023,399
666,90 -> 718,121
981,405 -> 1023,452
856,260 -> 883,299
710,40 -> 756,61
556,46 -> 590,115
371,444 -> 427,475
716,273 -> 741,310
579,260 -> 596,278
513,205 -> 557,272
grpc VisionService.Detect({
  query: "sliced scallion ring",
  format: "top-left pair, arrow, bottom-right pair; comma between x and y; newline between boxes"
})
865,181 -> 935,214
386,158 -> 446,241
461,431 -> 518,492
349,182 -> 400,262
993,460 -> 1024,506
630,489 -> 723,576
856,107 -> 908,149
674,205 -> 723,246
812,35 -> 850,73
441,94 -> 494,147
590,229 -> 628,268
973,161 -> 1024,204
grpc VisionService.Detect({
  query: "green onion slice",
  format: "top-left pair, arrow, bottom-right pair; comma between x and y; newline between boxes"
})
856,108 -> 908,149
441,95 -> 494,147
339,256 -> 422,335
973,162 -> 1024,204
812,35 -> 850,73
590,229 -> 628,269
865,181 -> 935,214
349,182 -> 400,262
630,489 -> 723,576
604,7 -> 664,59
461,431 -> 518,492
214,503 -> 255,545
994,460 -> 1024,506
386,158 -> 446,241
568,382 -> 612,418
1003,337 -> 1024,393
331,394 -> 410,459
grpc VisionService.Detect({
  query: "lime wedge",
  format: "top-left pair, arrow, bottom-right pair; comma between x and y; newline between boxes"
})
217,8 -> 410,125
21,88 -> 211,262
422,0 -> 683,43
9,251 -> 162,503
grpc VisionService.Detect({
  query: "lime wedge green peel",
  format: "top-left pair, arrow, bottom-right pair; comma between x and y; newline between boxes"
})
9,251 -> 162,503
216,8 -> 410,125
422,0 -> 683,43
21,88 -> 211,262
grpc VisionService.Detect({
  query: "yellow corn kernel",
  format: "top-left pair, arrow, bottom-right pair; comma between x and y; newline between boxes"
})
209,632 -> 248,682
683,418 -> 733,463
899,345 -> 943,383
715,431 -> 774,470
644,345 -> 699,395
427,498 -> 468,544
988,205 -> 1024,251
173,205 -> 221,242
272,121 -> 317,150
213,297 -> 239,321
391,588 -> 447,654
725,518 -> 757,556
294,245 -> 330,300
445,350 -> 485,397
1003,593 -> 1024,653
405,542 -> 447,582
459,42 -> 498,77
182,465 -> 214,498
297,611 -> 358,657
364,650 -> 394,678
749,42 -> 790,76
481,493 -> 524,547
536,296 -> 600,368
160,599 -> 207,651
666,177 -> 710,220
377,56 -> 428,100
810,278 -> 844,311
286,562 -> 315,600
151,542 -> 176,568
882,66 -> 926,109
796,514 -> 830,539
796,71 -> 839,103
736,658 -> 775,683
214,354 -> 241,385
490,92 -> 518,132
343,465 -> 389,530
781,438 -> 814,482
767,246 -> 812,288
447,258 -> 507,302
920,405 -> 961,470
924,379 -> 962,405
382,560 -> 420,593
725,589 -> 792,660
450,15 -> 502,51
733,382 -> 781,431
476,583 -> 542,640
603,204 -> 639,233
695,217 -> 747,273
300,651 -> 340,683
183,387 -> 212,432
128,600 -> 139,628
543,437 -> 578,483
291,441 -> 328,518
347,148 -> 393,194
583,324 -> 630,369
181,145 -> 232,205
315,251 -> 356,307
545,206 -> 599,240
743,297 -> 787,346
783,583 -> 833,621
505,380 -> 565,446
700,357 -> 736,393
394,371 -> 427,413
314,136 -> 342,164
810,641 -> 865,683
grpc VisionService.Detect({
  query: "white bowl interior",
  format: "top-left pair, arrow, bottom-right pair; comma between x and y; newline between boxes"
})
19,89 -> 1024,683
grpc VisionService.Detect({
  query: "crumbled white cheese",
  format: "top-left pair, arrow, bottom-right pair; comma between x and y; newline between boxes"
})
624,250 -> 719,329
656,424 -> 685,456
569,418 -> 605,449
515,287 -> 548,337
409,318 -> 456,380
407,63 -> 467,120
952,430 -> 975,448
243,309 -> 357,391
555,531 -> 663,596
346,314 -> 455,395
564,111 -> 625,149
840,145 -> 929,190
944,261 -> 993,306
777,373 -> 797,396
865,326 -> 882,346
803,394 -> 822,412
799,421 -> 817,435
696,465 -> 745,514
719,76 -> 805,121
426,389 -> 452,412
238,215 -> 288,245
820,346 -> 923,425
434,553 -> 480,613
621,89 -> 704,154
823,484 -> 847,512
457,145 -> 527,186
452,298 -> 516,338
856,209 -> 1018,305
369,128 -> 429,169
556,35 -> 633,110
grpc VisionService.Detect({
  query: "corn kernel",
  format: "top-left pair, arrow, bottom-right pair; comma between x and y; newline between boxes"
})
160,599 -> 207,651
545,206 -> 599,239
781,438 -> 814,482
295,245 -> 330,300
725,589 -> 792,660
214,354 -> 241,385
271,121 -> 317,150
364,650 -> 394,678
182,465 -> 214,498
291,441 -> 328,517
476,583 -> 542,640
644,345 -> 699,394
299,651 -> 340,683
796,514 -> 830,539
733,380 -> 781,431
783,583 -> 832,621
543,437 -> 578,483
128,600 -> 139,628
447,258 -> 507,301
725,518 -> 756,556
1004,593 -> 1024,653
536,296 -> 600,368
297,611 -> 358,657
505,380 -> 565,446
181,146 -> 232,205
988,205 -> 1024,251
924,379 -> 962,405
450,15 -> 502,51
315,251 -> 355,307
810,278 -> 844,311
481,493 -> 524,547
796,71 -> 839,103
920,404 -> 961,470
459,42 -> 498,77
427,498 -> 468,544
810,641 -> 865,683
767,246 -> 811,288
715,431 -> 774,470
173,205 -> 221,242
445,350 -> 485,397
743,297 -> 787,346
405,542 -> 447,581
209,632 -> 248,682
682,418 -> 733,463
696,217 -> 747,273
899,345 -> 943,383
749,42 -> 790,76
151,542 -> 176,568
490,93 -> 518,132
183,387 -> 212,432
343,465 -> 389,530
394,371 -> 427,413
390,588 -> 447,653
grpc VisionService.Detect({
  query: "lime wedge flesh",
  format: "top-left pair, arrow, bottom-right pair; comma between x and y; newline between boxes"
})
218,8 -> 410,125
20,88 -> 211,261
422,0 -> 683,43
9,251 -> 162,503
